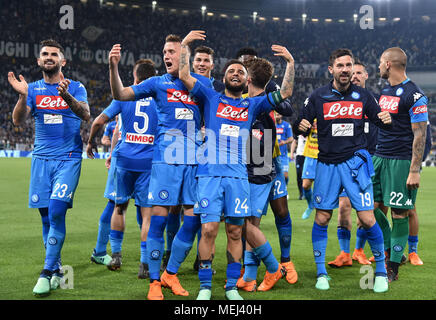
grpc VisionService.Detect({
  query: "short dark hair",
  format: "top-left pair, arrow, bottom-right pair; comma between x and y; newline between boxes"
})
194,45 -> 214,58
236,47 -> 258,59
247,58 -> 274,89
223,59 -> 247,74
134,59 -> 156,82
353,58 -> 366,69
329,48 -> 354,66
40,39 -> 64,56
165,34 -> 182,43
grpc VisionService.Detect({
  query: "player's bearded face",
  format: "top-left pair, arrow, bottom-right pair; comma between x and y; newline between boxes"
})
330,56 -> 353,87
379,56 -> 389,79
38,47 -> 64,76
224,64 -> 247,93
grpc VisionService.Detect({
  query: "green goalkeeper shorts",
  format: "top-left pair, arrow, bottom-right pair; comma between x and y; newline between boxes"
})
372,156 -> 417,210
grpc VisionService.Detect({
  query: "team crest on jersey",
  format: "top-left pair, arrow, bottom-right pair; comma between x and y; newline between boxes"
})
31,194 -> 39,203
216,103 -> 248,121
323,101 -> 363,120
200,198 -> 209,208
159,190 -> 169,200
379,95 -> 400,114
351,92 -> 360,100
240,100 -> 249,107
396,88 -> 404,96
167,89 -> 198,105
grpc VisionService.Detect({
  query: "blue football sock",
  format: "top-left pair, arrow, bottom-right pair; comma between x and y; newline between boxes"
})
136,205 -> 142,230
198,260 -> 213,289
303,188 -> 314,209
243,250 -> 260,282
166,215 -> 201,274
94,200 -> 115,255
38,207 -> 49,248
312,222 -> 328,277
140,241 -> 147,264
365,223 -> 387,276
337,227 -> 351,253
408,235 -> 418,254
225,262 -> 242,290
274,213 -> 292,262
355,227 -> 367,250
147,215 -> 168,281
252,241 -> 279,274
166,211 -> 181,253
43,200 -> 68,271
109,229 -> 124,254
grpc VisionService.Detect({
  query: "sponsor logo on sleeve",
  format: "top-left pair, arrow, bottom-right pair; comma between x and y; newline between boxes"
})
412,105 -> 427,115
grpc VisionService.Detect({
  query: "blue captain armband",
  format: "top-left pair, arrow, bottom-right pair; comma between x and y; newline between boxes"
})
268,91 -> 284,107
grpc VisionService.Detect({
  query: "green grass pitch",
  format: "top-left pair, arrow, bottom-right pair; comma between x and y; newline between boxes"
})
1,157 -> 435,300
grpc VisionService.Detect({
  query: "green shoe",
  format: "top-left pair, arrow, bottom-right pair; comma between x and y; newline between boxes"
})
196,288 -> 212,300
50,274 -> 62,290
33,277 -> 51,297
91,252 -> 112,266
225,289 -> 244,300
373,276 -> 389,293
315,275 -> 330,290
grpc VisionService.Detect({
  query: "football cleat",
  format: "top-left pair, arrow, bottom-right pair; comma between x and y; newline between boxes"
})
373,275 -> 389,293
91,251 -> 112,266
352,248 -> 371,265
328,251 -> 352,268
138,263 -> 149,279
257,264 -> 286,292
408,252 -> 423,265
225,288 -> 244,300
315,274 -> 330,290
281,261 -> 298,284
236,278 -> 257,292
147,280 -> 164,300
107,252 -> 122,271
161,270 -> 189,296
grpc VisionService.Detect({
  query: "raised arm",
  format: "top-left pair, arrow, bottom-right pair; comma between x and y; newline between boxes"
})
271,45 -> 295,100
179,30 -> 206,91
8,72 -> 31,126
109,44 -> 135,101
57,72 -> 91,121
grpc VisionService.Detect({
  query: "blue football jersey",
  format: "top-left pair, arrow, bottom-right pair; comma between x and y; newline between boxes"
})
130,73 -> 212,164
103,98 -> 158,172
300,82 -> 390,164
276,120 -> 292,156
103,120 -> 117,141
190,80 -> 283,178
375,78 -> 428,160
26,79 -> 88,159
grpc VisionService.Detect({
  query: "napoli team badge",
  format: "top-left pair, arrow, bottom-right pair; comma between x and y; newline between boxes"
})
315,195 -> 322,204
158,190 -> 169,200
393,245 -> 403,252
351,91 -> 360,99
48,237 -> 57,245
200,198 -> 209,208
31,194 -> 39,203
396,88 -> 404,96
150,250 -> 161,260
313,250 -> 321,257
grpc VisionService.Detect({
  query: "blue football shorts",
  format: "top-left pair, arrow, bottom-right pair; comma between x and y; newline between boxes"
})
249,181 -> 274,218
302,157 -> 318,180
147,163 -> 197,206
29,157 -> 82,208
195,176 -> 249,225
313,156 -> 374,211
114,167 -> 151,208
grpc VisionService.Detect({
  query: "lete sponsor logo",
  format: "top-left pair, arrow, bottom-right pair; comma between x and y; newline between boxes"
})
412,105 -> 428,115
167,89 -> 198,105
36,95 -> 69,110
379,95 -> 400,113
323,101 -> 363,120
216,103 -> 248,121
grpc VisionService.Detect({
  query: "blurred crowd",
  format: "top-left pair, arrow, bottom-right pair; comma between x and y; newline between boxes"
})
1,0 -> 435,150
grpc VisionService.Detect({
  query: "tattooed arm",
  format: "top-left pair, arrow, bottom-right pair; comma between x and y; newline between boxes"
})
271,45 -> 295,100
57,74 -> 91,121
407,121 -> 427,189
179,30 -> 206,91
